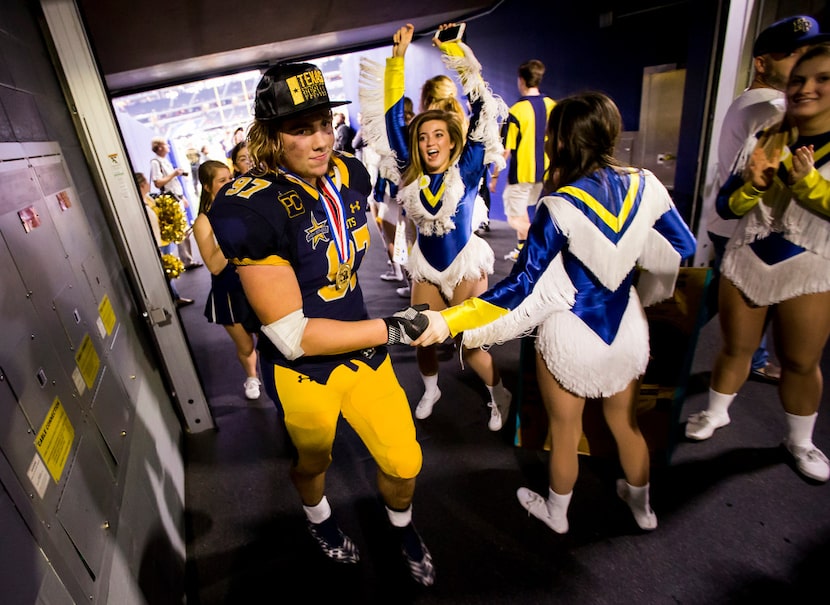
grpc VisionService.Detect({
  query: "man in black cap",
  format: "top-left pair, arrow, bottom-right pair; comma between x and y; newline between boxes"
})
689,15 -> 830,441
208,61 -> 435,586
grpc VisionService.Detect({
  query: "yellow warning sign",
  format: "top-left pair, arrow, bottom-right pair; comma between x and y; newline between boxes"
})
34,398 -> 75,483
74,333 -> 100,389
98,294 -> 116,335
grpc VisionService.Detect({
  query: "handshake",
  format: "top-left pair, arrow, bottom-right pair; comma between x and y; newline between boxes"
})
383,304 -> 430,345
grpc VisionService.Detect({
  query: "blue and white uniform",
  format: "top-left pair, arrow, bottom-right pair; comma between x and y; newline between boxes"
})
718,129 -> 830,306
440,167 -> 696,397
359,42 -> 507,300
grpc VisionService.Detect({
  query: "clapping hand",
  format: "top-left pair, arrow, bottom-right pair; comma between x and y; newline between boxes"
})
791,144 -> 815,184
745,145 -> 780,191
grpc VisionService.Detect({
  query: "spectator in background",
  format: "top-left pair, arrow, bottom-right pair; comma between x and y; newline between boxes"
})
186,147 -> 201,198
134,172 -> 193,308
333,111 -> 356,153
493,59 -> 556,262
223,127 -> 245,159
352,111 -> 369,164
229,140 -> 252,177
149,137 -> 203,270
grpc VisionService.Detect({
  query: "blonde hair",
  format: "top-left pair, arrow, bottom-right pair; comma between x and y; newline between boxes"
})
421,75 -> 457,111
420,74 -> 468,132
401,109 -> 465,186
151,137 -> 167,153
247,120 -> 282,175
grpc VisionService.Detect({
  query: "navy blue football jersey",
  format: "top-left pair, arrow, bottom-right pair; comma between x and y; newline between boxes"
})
209,154 -> 377,380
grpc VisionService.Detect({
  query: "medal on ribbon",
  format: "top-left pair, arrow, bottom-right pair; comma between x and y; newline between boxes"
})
318,175 -> 352,290
335,263 -> 351,290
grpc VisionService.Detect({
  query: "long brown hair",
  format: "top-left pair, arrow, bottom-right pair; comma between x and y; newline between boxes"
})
198,160 -> 231,215
247,108 -> 336,176
401,109 -> 466,186
543,92 -> 624,193
247,120 -> 283,175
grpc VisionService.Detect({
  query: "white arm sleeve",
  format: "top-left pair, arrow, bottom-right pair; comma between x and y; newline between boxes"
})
260,309 -> 308,361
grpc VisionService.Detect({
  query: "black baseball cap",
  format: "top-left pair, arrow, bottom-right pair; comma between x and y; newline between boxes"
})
753,15 -> 830,57
254,62 -> 350,121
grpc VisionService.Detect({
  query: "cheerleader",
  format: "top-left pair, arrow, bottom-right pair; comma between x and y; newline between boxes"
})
413,92 -> 696,533
192,160 -> 262,399
359,23 -> 512,429
686,43 -> 830,483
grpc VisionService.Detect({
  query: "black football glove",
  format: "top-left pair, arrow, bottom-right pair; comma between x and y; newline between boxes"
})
383,304 -> 429,345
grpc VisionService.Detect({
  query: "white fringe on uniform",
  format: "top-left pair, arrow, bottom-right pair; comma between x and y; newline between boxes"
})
723,147 -> 830,306
462,170 -> 683,397
408,235 -> 495,301
397,165 -> 466,236
358,57 -> 402,184
537,289 -> 650,398
462,254 -> 576,349
443,42 -> 509,171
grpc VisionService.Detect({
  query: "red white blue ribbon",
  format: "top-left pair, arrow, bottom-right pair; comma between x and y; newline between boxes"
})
318,175 -> 349,264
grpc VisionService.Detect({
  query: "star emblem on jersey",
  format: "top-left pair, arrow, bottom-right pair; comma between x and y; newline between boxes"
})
305,213 -> 330,249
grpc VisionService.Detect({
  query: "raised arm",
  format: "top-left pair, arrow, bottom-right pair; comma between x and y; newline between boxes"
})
383,24 -> 414,162
433,23 -> 508,178
392,23 -> 414,59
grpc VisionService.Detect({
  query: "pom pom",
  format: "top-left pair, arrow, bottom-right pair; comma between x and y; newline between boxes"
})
161,253 -> 185,279
154,193 -> 188,244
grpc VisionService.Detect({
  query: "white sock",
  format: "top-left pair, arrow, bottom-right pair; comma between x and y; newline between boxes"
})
618,481 -> 657,530
486,379 -> 504,400
386,504 -> 413,528
785,411 -> 818,448
707,388 -> 736,417
421,372 -> 439,396
303,495 -> 331,524
546,487 -> 572,517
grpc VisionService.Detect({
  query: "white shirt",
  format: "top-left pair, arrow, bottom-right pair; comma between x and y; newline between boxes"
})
706,87 -> 785,238
149,153 -> 185,198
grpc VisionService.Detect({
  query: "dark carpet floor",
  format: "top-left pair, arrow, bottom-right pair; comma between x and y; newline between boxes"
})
178,217 -> 830,605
